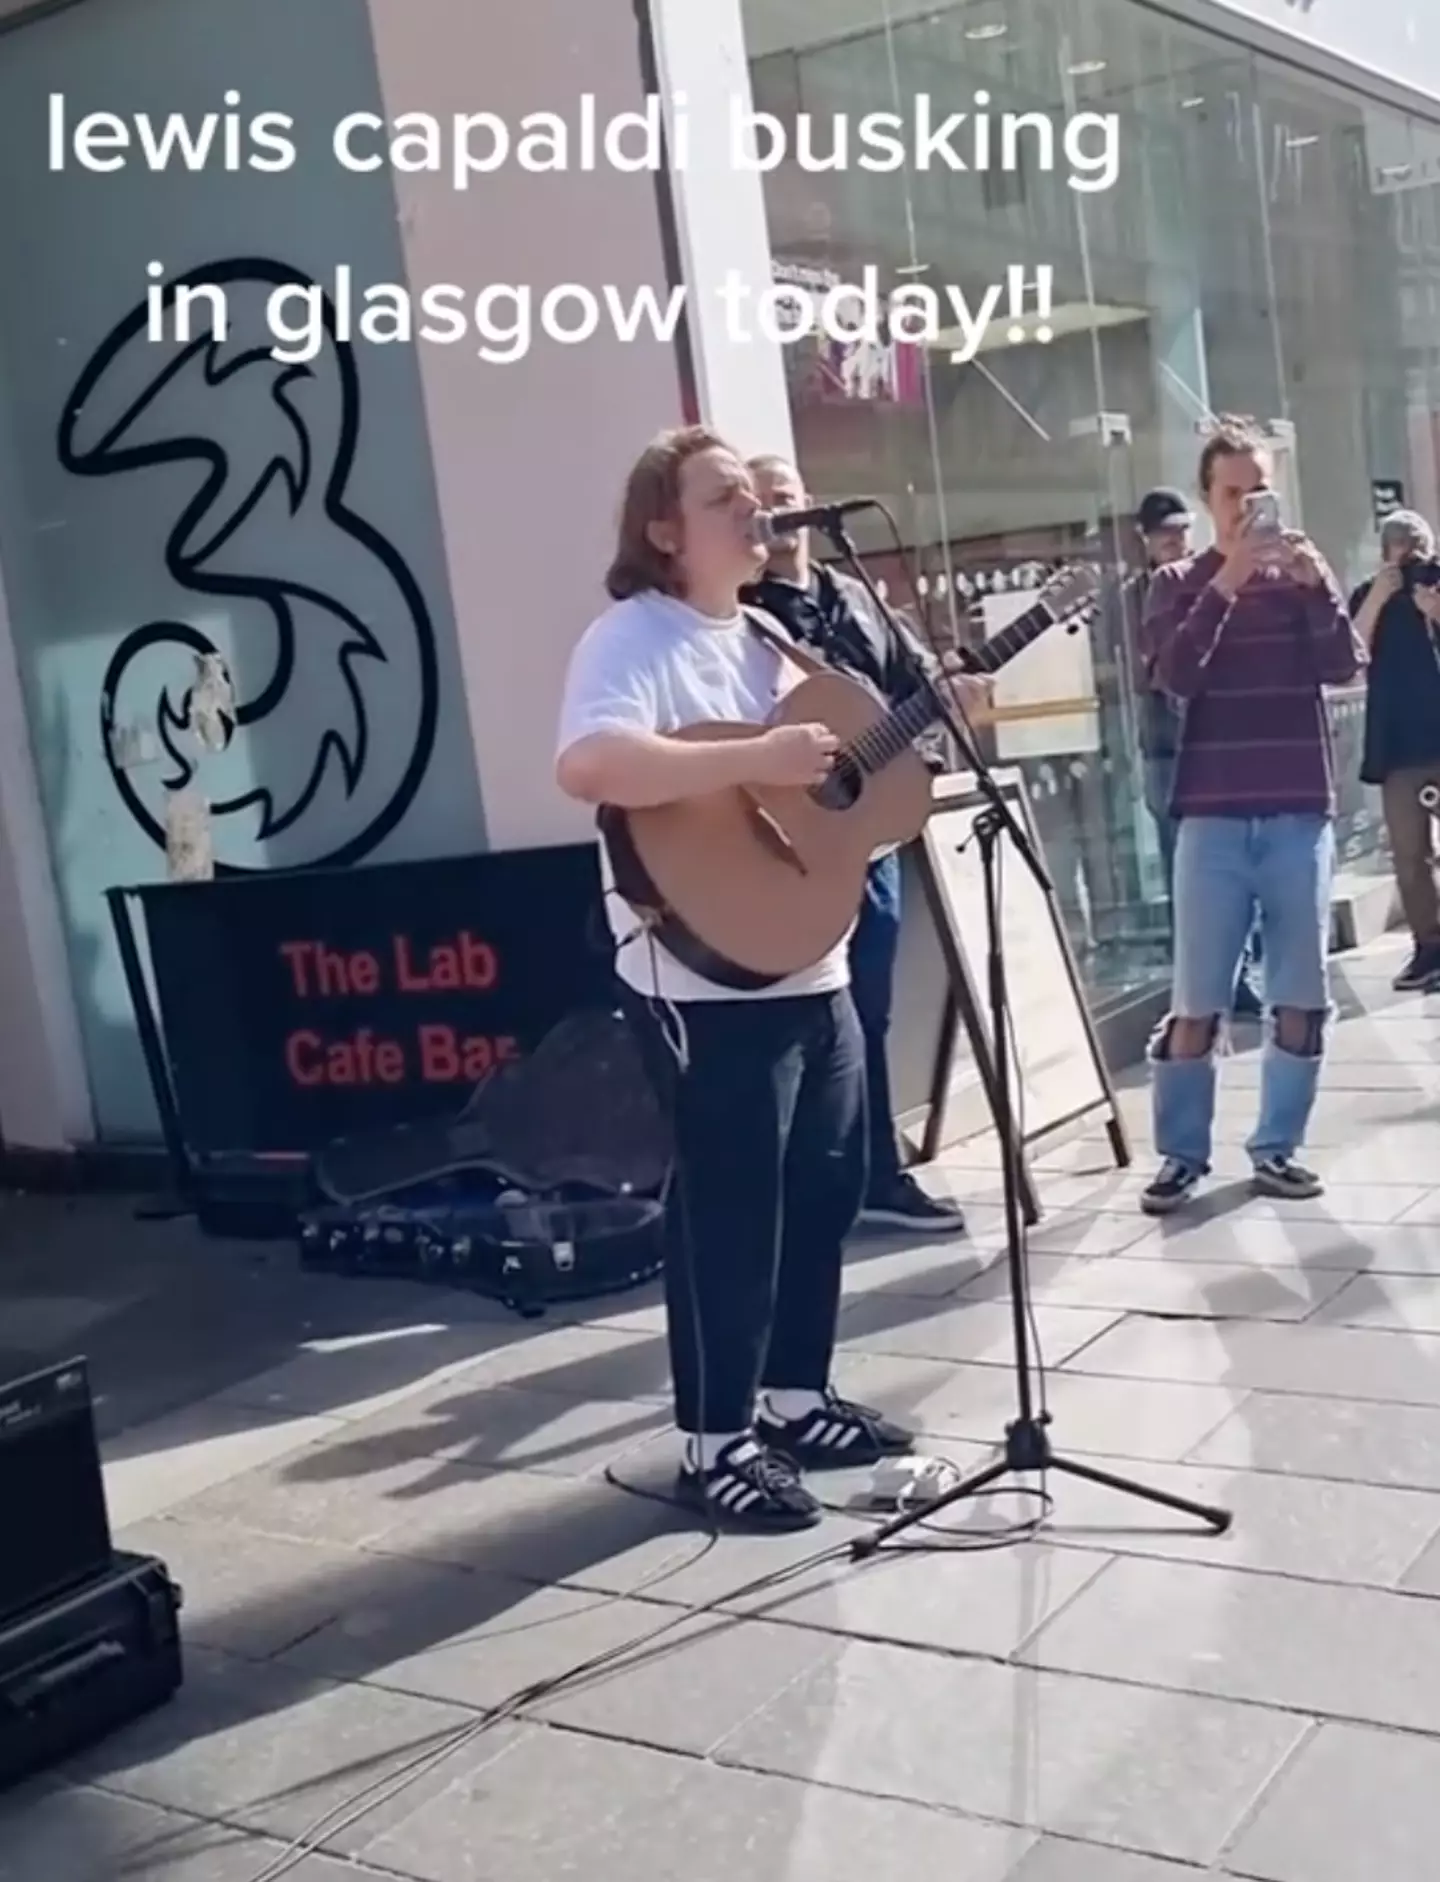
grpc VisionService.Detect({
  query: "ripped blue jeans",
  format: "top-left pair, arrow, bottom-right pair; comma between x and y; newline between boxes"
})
1150,814 -> 1333,1170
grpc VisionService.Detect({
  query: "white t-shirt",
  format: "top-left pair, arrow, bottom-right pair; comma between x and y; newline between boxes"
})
555,591 -> 852,1003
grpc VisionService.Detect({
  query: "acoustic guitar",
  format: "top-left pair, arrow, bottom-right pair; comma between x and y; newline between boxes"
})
598,561 -> 1101,990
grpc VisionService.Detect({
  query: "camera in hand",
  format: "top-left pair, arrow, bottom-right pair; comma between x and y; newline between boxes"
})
1400,556 -> 1440,592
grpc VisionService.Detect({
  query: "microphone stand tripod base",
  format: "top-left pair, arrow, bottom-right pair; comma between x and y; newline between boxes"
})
850,1413 -> 1232,1560
798,528 -> 1235,1563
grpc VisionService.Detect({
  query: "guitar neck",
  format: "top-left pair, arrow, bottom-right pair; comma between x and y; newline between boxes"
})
846,591 -> 1068,779
956,594 -> 1065,676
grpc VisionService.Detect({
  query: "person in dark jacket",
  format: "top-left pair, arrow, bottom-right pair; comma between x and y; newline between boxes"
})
743,453 -> 971,1234
1349,509 -> 1440,992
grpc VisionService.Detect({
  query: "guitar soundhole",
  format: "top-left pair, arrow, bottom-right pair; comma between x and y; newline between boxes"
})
810,757 -> 863,812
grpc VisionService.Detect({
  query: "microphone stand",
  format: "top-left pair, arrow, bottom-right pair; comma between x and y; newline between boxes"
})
811,513 -> 1232,1559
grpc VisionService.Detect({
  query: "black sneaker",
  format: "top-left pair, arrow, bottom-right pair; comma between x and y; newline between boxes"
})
1139,1157 -> 1208,1216
1394,943 -> 1440,992
676,1435 -> 822,1532
859,1173 -> 965,1234
1252,1156 -> 1323,1200
756,1391 -> 916,1473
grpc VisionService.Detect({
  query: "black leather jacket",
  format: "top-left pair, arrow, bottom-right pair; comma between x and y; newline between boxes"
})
742,565 -> 951,769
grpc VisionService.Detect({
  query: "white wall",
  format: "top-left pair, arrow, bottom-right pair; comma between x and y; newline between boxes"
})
367,0 -> 795,852
367,0 -> 690,852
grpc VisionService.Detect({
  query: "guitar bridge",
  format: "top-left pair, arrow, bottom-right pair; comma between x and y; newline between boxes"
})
741,792 -> 810,875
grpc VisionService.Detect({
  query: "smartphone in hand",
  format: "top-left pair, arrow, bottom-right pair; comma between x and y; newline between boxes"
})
1241,489 -> 1286,569
1242,490 -> 1282,539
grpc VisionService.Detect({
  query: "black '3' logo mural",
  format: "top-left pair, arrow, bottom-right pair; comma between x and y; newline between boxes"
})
57,257 -> 440,872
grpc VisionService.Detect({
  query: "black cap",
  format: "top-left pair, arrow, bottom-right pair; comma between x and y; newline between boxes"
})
1137,487 -> 1194,533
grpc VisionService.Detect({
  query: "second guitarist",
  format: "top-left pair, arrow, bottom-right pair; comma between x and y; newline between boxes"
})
744,453 -> 984,1234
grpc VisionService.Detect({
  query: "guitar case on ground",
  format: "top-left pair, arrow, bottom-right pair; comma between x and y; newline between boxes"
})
299,1181 -> 665,1319
311,1005 -> 672,1205
305,1007 -> 672,1317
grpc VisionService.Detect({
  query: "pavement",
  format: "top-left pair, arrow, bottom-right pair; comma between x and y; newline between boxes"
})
1,927 -> 1439,1882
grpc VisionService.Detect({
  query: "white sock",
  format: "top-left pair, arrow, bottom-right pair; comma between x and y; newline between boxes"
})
684,1430 -> 752,1473
760,1389 -> 827,1424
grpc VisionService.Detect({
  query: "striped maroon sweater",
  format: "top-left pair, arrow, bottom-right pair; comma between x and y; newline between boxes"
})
1140,547 -> 1365,818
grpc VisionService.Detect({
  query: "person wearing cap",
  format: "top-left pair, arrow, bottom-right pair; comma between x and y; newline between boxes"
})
1349,509 -> 1440,992
1131,487 -> 1263,1017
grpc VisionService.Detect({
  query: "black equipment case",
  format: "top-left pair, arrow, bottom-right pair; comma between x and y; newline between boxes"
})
0,1551 -> 183,1793
298,1181 -> 664,1319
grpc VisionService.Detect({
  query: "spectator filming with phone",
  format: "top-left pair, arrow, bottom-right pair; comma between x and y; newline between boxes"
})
1349,509 -> 1440,993
1137,417 -> 1365,1217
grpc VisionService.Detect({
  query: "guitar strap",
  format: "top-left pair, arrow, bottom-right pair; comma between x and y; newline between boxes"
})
739,603 -> 838,689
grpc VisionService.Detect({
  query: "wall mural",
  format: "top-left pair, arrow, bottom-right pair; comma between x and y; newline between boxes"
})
56,257 -> 440,873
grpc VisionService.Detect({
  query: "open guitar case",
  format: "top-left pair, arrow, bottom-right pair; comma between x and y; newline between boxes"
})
299,1005 -> 673,1318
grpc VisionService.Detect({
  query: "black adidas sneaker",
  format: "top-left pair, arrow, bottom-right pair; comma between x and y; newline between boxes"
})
756,1392 -> 916,1473
676,1435 -> 822,1532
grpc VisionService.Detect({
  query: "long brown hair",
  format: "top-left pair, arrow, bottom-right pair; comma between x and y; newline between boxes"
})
605,425 -> 731,601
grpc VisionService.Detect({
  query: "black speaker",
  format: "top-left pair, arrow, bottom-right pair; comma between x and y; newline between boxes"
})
0,1359 -> 113,1628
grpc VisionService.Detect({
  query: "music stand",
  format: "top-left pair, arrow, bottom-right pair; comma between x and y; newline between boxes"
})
809,510 -> 1232,1557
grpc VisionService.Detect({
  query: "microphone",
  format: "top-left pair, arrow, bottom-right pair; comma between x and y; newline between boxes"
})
750,497 -> 877,544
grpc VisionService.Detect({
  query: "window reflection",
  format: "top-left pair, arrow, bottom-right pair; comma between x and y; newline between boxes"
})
743,0 -> 1440,1009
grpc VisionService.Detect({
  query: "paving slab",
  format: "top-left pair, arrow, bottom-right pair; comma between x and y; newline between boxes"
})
1060,1315 -> 1440,1406
319,1378 -> 670,1479
715,1637 -> 1307,1866
830,1351 -> 1249,1462
1021,1554 -> 1440,1734
1187,1390 -> 1440,1491
355,1726 -> 1038,1882
709,1534 -> 1114,1658
276,1573 -> 840,1757
836,1295 -> 1122,1366
1224,1719 -> 1440,1882
1122,1214 -> 1440,1273
954,1251 -> 1353,1321
5,927 -> 1440,1882
0,1783 -> 376,1882
61,1644 -> 500,1855
1008,1841 -> 1204,1882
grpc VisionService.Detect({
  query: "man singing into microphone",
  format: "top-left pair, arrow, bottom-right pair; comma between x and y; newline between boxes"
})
556,427 -> 917,1534
743,453 -> 970,1233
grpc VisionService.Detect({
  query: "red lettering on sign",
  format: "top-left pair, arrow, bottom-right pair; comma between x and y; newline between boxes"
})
394,932 -> 499,993
417,1027 -> 519,1082
348,951 -> 380,996
279,940 -> 381,998
418,1023 -> 460,1080
284,1027 -> 407,1087
286,1029 -> 326,1085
